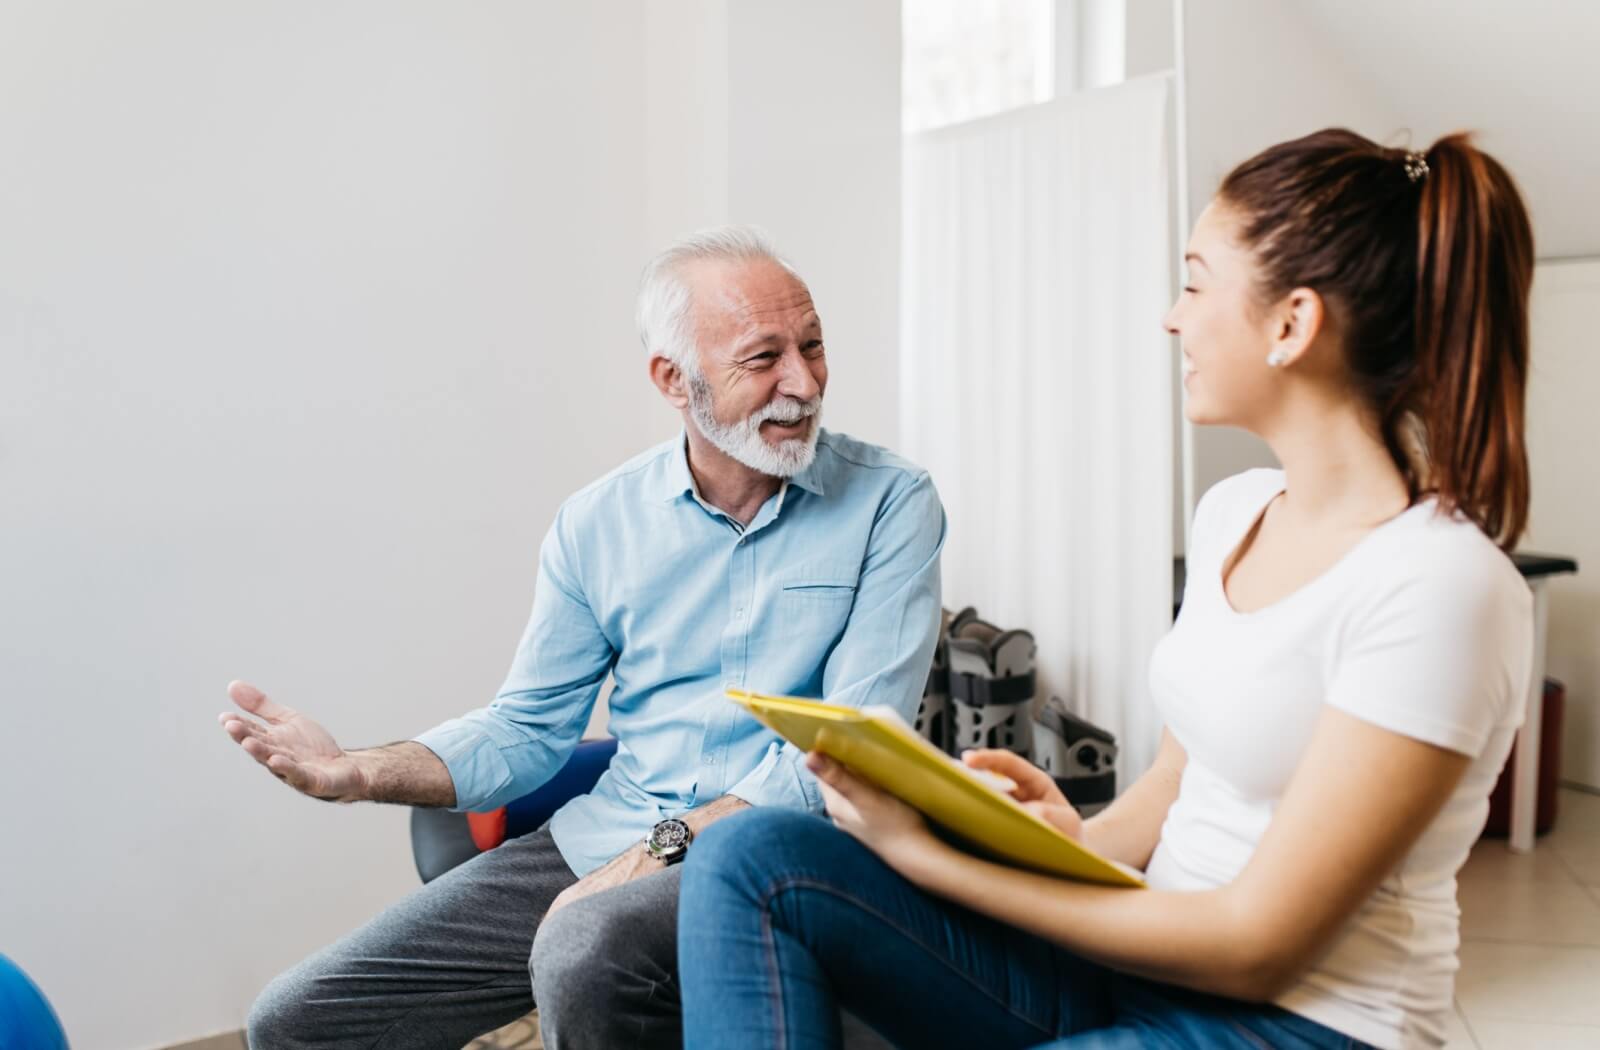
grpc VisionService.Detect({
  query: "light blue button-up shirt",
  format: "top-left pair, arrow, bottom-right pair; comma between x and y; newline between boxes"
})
414,429 -> 945,875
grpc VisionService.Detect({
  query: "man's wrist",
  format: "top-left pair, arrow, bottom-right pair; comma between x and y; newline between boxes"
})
637,796 -> 750,866
682,794 -> 750,834
644,817 -> 694,865
346,743 -> 456,807
343,750 -> 377,803
619,841 -> 665,869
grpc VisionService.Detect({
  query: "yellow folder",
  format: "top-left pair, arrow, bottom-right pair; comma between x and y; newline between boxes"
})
727,689 -> 1144,889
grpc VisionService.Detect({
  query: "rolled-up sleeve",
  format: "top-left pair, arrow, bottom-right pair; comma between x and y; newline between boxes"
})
414,505 -> 615,812
727,471 -> 946,812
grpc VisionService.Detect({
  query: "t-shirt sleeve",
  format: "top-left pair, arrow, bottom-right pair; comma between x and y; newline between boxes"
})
1325,538 -> 1533,758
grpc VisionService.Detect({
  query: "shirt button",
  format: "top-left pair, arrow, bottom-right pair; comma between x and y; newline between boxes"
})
703,756 -> 716,766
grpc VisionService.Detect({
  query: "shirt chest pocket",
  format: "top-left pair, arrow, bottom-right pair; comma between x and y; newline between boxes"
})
741,564 -> 860,691
780,566 -> 860,602
776,564 -> 860,636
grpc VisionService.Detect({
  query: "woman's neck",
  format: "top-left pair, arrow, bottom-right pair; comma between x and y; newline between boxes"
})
1259,389 -> 1411,530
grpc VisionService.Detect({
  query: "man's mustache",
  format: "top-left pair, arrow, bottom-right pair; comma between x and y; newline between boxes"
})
753,397 -> 822,426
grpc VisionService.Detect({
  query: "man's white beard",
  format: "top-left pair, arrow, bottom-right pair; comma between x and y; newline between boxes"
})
686,372 -> 822,478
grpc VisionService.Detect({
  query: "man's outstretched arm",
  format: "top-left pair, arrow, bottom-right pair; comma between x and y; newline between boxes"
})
223,505 -> 616,813
219,679 -> 456,807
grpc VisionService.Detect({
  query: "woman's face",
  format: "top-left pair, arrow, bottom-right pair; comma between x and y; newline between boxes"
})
1163,201 -> 1283,429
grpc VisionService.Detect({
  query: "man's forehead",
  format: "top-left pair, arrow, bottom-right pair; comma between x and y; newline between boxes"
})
687,259 -> 820,334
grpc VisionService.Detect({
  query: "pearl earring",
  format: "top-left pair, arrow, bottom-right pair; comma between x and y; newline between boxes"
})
1266,349 -> 1288,368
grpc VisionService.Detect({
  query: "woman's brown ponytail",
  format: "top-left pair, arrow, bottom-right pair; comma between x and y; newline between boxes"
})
1412,134 -> 1534,549
1219,129 -> 1534,549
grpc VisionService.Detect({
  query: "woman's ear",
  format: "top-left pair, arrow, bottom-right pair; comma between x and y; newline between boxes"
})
1266,286 -> 1325,369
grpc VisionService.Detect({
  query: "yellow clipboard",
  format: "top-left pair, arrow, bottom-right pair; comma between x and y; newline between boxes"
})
727,689 -> 1144,888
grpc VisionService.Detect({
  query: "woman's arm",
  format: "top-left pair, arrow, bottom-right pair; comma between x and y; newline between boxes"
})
814,706 -> 1470,1002
965,728 -> 1186,870
1078,728 -> 1186,870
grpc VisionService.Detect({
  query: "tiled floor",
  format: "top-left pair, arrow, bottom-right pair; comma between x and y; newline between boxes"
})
460,788 -> 1600,1049
1446,787 -> 1600,1049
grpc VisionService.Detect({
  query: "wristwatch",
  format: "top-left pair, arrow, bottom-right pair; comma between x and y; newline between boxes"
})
645,818 -> 693,865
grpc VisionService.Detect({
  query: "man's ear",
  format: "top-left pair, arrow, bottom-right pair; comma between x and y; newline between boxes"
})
1268,287 -> 1325,369
649,354 -> 691,410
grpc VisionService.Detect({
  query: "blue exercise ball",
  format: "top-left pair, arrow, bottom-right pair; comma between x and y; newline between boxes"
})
0,954 -> 69,1050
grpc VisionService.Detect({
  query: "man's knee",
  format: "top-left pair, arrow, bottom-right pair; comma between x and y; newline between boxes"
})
245,967 -> 313,1050
531,874 -> 681,1047
530,896 -> 640,1011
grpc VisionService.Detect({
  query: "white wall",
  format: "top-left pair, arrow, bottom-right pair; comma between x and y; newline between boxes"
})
1123,0 -> 1175,80
643,0 -> 731,248
0,5 -> 658,1047
1296,0 -> 1600,262
1527,260 -> 1600,791
643,0 -> 902,450
720,1 -> 903,450
0,3 -> 903,1048
1054,0 -> 1175,93
1179,0 -> 1400,506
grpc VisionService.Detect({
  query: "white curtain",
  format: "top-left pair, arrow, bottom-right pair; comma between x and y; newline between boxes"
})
900,75 -> 1175,779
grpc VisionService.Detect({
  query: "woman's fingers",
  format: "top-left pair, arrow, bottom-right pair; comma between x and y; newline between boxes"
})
809,754 -> 876,820
816,777 -> 861,825
806,752 -> 859,797
963,748 -> 1061,801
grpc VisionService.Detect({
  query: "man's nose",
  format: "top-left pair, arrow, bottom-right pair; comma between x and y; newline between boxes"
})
777,350 -> 821,402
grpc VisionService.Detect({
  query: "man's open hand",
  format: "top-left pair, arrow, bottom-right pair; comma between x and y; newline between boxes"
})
218,680 -> 368,802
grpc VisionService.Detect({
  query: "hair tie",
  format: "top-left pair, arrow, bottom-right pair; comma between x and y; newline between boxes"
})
1403,150 -> 1429,183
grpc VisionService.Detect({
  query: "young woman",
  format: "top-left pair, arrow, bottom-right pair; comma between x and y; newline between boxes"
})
675,129 -> 1536,1050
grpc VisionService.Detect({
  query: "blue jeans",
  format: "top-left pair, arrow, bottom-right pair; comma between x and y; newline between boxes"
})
678,809 -> 1372,1050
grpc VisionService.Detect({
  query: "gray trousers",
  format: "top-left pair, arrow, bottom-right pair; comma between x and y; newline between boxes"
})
247,827 -> 685,1050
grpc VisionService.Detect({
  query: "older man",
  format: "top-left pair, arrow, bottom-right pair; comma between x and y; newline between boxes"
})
226,227 -> 944,1049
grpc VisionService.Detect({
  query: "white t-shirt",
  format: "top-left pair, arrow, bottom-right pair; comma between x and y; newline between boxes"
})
1145,469 -> 1533,1050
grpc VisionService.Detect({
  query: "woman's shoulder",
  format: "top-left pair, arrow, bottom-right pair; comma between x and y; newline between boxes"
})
1327,502 -> 1534,753
1358,500 -> 1530,607
1371,499 -> 1519,575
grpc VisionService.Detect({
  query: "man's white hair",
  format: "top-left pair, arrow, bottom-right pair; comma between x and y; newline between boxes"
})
635,225 -> 799,375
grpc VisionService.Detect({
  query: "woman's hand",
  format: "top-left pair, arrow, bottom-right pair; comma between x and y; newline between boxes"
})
964,748 -> 1083,841
806,752 -> 940,870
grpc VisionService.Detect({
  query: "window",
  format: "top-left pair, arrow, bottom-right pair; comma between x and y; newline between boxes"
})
902,0 -> 1056,133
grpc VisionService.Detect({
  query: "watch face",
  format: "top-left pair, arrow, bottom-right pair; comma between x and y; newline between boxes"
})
650,818 -> 691,855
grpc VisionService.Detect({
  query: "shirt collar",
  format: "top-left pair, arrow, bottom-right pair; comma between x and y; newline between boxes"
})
652,432 -> 699,503
652,431 -> 827,503
787,446 -> 826,497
